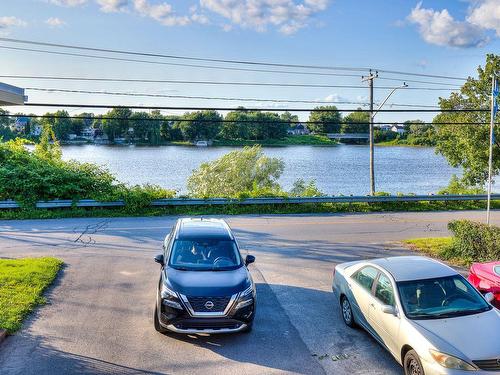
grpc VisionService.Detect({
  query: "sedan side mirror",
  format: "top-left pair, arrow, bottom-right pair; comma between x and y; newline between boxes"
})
484,292 -> 495,303
382,305 -> 396,315
154,254 -> 164,265
245,255 -> 255,266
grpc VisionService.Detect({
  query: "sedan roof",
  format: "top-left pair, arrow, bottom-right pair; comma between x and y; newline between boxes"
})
369,256 -> 457,282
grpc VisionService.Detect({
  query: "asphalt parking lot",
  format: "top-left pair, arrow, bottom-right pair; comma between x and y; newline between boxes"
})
0,210 -> 498,375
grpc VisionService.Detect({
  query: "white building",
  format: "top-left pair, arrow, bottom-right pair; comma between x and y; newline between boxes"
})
391,125 -> 406,135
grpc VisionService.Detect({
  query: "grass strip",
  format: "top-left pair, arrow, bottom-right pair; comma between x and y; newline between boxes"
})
0,257 -> 63,333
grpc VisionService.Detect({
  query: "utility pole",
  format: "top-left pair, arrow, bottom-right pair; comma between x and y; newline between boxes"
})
362,70 -> 378,195
486,74 -> 498,225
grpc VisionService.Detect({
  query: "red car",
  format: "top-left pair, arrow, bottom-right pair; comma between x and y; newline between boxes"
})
468,261 -> 500,309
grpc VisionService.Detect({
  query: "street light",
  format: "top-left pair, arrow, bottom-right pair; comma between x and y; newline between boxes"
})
368,82 -> 408,195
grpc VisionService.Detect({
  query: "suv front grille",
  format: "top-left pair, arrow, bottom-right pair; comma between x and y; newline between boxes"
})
187,296 -> 231,312
472,359 -> 500,371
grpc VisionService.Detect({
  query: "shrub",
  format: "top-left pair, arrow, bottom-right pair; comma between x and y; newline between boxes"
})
438,175 -> 485,195
121,184 -> 175,211
0,139 -> 118,205
290,179 -> 325,197
187,145 -> 284,198
448,220 -> 500,262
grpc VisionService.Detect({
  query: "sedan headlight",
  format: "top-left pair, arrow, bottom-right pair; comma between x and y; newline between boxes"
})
160,283 -> 183,310
429,350 -> 477,371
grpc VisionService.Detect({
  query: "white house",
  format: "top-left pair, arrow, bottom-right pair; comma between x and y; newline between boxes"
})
81,127 -> 95,140
391,125 -> 406,135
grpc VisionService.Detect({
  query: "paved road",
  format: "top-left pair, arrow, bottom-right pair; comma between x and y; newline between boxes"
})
0,210 -> 498,375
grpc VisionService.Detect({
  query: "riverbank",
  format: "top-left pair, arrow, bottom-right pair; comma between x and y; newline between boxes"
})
213,135 -> 337,146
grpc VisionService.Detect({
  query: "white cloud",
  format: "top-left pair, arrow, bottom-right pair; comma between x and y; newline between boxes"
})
133,0 -> 190,26
0,16 -> 27,29
45,17 -> 67,27
49,0 -> 87,6
199,0 -> 330,34
467,0 -> 500,37
408,2 -> 487,48
96,0 -> 129,13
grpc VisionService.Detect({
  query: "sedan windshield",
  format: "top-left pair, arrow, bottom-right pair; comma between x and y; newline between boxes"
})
398,275 -> 491,319
169,239 -> 242,271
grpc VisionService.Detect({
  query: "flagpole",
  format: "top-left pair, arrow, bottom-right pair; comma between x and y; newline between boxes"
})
487,74 -> 496,225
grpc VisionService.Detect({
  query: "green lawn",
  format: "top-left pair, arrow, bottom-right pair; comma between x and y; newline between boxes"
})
403,237 -> 469,266
0,257 -> 63,333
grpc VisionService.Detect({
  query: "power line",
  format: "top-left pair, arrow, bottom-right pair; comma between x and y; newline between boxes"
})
0,72 -> 457,91
0,46 -> 365,79
20,103 -> 490,112
0,72 -> 463,89
0,113 -> 491,125
0,37 -> 468,81
24,87 -> 442,108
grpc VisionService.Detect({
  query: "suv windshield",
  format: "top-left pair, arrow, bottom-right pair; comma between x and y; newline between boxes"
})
169,239 -> 242,271
398,275 -> 491,320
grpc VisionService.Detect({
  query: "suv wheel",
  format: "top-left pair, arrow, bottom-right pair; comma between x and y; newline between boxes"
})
404,350 -> 425,375
341,296 -> 355,327
154,305 -> 168,334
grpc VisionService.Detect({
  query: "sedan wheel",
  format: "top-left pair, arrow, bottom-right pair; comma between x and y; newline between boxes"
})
341,296 -> 355,327
404,350 -> 425,375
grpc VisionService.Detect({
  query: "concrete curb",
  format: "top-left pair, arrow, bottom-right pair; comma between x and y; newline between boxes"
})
0,329 -> 7,344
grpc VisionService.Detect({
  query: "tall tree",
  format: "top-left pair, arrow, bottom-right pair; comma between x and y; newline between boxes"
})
102,107 -> 132,141
307,106 -> 342,134
177,110 -> 222,141
342,108 -> 369,133
433,54 -> 500,185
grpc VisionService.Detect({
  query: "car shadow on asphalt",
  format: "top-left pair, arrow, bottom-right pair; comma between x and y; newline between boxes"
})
156,282 -> 401,375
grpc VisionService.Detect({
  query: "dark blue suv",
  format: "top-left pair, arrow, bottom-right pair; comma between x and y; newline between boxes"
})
154,218 -> 256,334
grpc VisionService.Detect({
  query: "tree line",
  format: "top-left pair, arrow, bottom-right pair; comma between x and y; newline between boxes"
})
0,106 -> 374,144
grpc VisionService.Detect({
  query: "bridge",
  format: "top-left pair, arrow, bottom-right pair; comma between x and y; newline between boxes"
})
326,133 -> 369,141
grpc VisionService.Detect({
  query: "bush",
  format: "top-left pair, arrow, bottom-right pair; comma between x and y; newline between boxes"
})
290,179 -> 325,197
0,139 -> 118,205
187,145 -> 284,198
121,184 -> 175,211
448,220 -> 500,262
438,175 -> 485,195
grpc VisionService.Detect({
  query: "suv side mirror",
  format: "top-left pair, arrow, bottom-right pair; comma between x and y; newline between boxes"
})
484,292 -> 495,303
154,254 -> 164,265
245,255 -> 255,266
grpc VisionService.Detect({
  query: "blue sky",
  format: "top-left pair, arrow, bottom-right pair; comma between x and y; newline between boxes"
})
0,0 -> 499,122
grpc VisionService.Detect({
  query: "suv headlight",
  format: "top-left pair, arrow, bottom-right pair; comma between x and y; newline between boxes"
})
160,283 -> 183,310
235,285 -> 254,310
429,350 -> 477,371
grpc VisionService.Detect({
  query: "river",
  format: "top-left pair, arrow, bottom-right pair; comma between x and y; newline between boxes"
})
57,144 -> 462,195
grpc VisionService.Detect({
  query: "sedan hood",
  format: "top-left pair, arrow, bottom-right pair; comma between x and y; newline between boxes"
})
411,309 -> 500,360
165,266 -> 251,297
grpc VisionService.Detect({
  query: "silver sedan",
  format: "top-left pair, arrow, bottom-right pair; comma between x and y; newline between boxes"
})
332,256 -> 500,375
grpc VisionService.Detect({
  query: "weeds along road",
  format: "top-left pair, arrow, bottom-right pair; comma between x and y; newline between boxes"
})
0,211 -> 498,375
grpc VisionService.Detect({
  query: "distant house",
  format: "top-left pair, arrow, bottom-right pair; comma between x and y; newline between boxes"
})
391,125 -> 406,135
287,124 -> 310,135
10,117 -> 28,133
30,124 -> 42,137
377,124 -> 392,132
81,127 -> 95,140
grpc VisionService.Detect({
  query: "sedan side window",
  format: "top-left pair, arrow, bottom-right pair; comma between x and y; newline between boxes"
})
353,267 -> 379,292
375,273 -> 395,306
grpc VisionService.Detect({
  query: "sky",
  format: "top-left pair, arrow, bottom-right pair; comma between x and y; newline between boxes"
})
0,0 -> 499,123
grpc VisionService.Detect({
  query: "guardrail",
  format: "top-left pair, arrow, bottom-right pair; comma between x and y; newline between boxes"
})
0,194 -> 498,209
